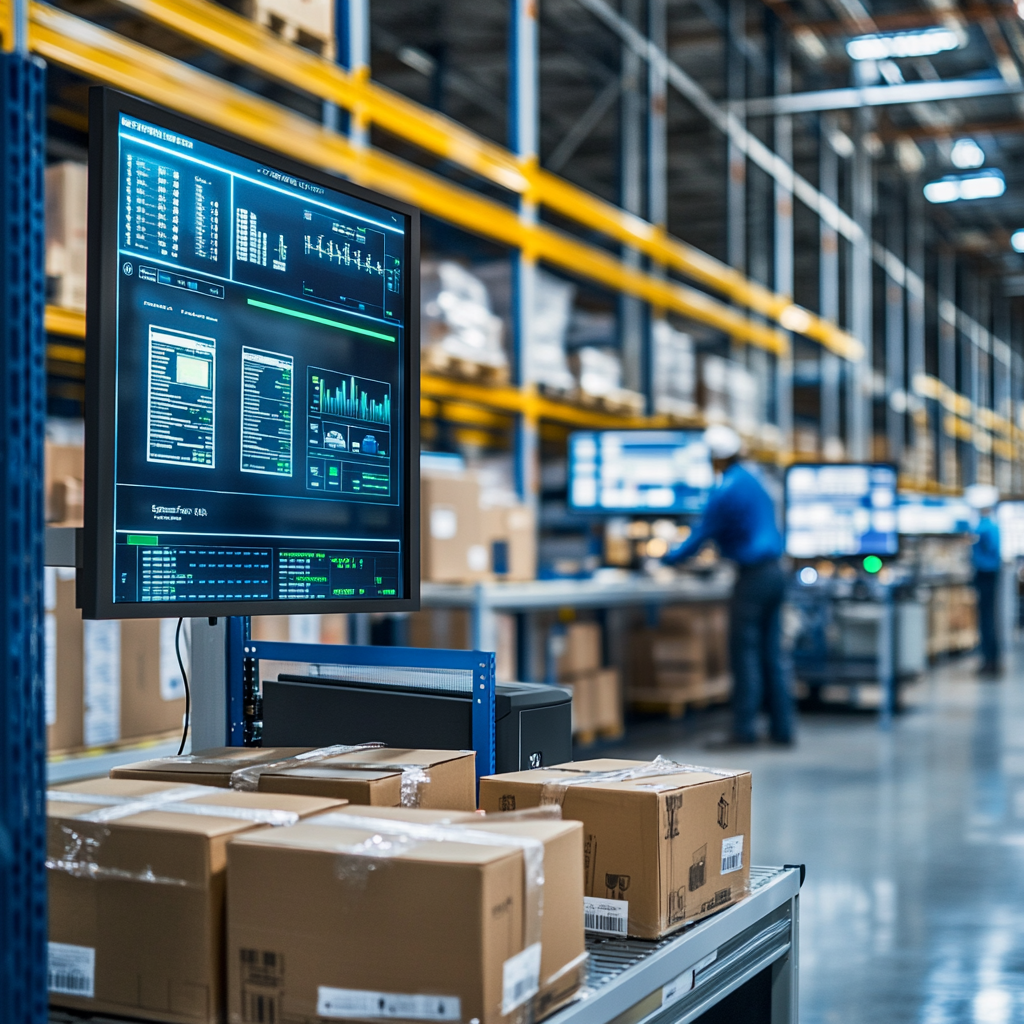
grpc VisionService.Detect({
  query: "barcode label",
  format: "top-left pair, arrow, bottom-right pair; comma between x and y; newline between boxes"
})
502,943 -> 541,1014
48,942 -> 95,998
317,987 -> 461,1021
584,896 -> 629,936
721,836 -> 743,874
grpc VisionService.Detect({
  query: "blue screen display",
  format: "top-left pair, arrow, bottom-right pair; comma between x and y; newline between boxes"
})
111,113 -> 408,605
897,494 -> 972,535
568,431 -> 713,515
785,464 -> 899,558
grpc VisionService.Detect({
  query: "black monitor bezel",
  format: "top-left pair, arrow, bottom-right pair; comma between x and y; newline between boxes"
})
783,461 -> 900,560
80,87 -> 420,619
565,427 -> 711,517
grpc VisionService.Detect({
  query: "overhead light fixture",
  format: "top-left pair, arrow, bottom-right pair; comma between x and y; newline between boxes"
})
950,138 -> 985,169
1011,229 -> 1024,253
846,27 -> 960,61
923,169 -> 1006,204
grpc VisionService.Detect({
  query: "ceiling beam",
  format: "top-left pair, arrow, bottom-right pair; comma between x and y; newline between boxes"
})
743,76 -> 1020,115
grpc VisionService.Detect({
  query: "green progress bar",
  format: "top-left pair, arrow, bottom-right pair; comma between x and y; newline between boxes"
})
128,535 -> 159,546
247,298 -> 395,342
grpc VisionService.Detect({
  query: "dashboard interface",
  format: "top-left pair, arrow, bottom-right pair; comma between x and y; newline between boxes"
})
785,464 -> 899,559
105,108 -> 411,609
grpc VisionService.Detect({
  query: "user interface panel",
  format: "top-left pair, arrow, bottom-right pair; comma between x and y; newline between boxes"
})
568,431 -> 713,515
897,494 -> 972,535
785,464 -> 898,558
102,105 -> 412,611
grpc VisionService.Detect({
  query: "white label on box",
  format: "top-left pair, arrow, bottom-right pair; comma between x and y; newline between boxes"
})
316,987 -> 461,1021
721,836 -> 744,875
430,506 -> 457,540
501,942 -> 541,1014
48,942 -> 95,998
584,896 -> 629,936
289,614 -> 322,645
57,566 -> 76,582
83,619 -> 120,746
44,566 -> 57,611
466,544 -> 488,572
45,612 -> 57,727
159,618 -> 190,702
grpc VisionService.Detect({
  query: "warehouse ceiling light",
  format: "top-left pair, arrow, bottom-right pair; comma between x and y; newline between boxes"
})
1011,229 -> 1024,253
950,138 -> 985,169
846,28 -> 960,61
923,169 -> 1006,203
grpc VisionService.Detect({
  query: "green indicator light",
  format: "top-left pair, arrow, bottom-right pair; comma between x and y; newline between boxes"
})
247,298 -> 396,342
863,555 -> 883,574
128,535 -> 159,546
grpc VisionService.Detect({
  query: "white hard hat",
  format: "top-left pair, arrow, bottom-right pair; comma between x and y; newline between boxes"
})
704,424 -> 742,460
965,483 -> 999,510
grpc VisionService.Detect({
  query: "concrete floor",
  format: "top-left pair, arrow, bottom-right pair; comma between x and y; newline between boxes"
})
613,654 -> 1024,1024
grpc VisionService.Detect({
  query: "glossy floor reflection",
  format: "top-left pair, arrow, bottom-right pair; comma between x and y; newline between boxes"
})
612,653 -> 1024,1024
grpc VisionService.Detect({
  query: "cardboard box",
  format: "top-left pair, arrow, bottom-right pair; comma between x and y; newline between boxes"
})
483,504 -> 537,582
479,758 -> 752,939
112,747 -> 477,811
47,778 -> 345,1024
45,569 -> 187,754
226,813 -> 585,1024
557,622 -> 602,680
249,613 -> 348,644
592,668 -> 622,733
45,441 -> 84,524
45,162 -> 87,311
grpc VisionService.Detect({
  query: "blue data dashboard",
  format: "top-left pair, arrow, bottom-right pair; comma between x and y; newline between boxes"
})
110,113 -> 410,606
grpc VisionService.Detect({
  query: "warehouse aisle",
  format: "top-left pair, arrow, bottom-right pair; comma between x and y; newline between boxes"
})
615,655 -> 1024,1024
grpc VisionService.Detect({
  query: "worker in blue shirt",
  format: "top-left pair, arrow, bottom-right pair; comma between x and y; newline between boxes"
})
664,425 -> 793,746
967,485 -> 1002,676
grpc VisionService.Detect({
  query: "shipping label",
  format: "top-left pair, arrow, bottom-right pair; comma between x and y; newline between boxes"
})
317,987 -> 461,1021
720,835 -> 743,874
584,896 -> 629,936
501,942 -> 541,1014
48,942 -> 95,998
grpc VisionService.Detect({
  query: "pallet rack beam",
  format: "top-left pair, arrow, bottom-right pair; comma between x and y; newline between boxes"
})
54,0 -> 861,358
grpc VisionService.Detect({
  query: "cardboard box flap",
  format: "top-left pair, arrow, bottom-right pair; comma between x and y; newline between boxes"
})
322,747 -> 474,769
334,806 -> 481,825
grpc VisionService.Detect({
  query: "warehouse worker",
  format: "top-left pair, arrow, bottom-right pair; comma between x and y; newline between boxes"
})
967,485 -> 1002,677
663,425 -> 793,747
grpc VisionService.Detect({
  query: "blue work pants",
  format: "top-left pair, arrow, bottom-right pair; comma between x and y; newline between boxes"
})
729,559 -> 793,743
974,569 -> 1000,670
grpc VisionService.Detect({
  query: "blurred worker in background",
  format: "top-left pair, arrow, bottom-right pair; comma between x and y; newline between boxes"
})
663,425 -> 793,747
966,484 -> 1002,677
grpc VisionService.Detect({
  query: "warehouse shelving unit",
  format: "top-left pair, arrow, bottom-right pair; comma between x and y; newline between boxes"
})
48,865 -> 801,1024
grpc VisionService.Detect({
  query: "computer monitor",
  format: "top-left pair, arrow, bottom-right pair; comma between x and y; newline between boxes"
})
80,89 -> 419,618
897,494 -> 973,536
567,430 -> 713,515
785,464 -> 899,559
998,502 -> 1024,559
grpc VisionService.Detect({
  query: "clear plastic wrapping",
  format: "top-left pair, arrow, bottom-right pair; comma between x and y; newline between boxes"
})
538,754 -> 738,806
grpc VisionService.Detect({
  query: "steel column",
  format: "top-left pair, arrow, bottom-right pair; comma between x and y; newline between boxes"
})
336,0 -> 370,146
646,0 -> 667,415
847,108 -> 873,461
938,250 -> 957,487
0,39 -> 47,1024
819,115 -> 842,458
773,28 -> 793,452
884,196 -> 905,468
726,0 -> 746,276
906,179 -> 926,482
510,0 -> 539,509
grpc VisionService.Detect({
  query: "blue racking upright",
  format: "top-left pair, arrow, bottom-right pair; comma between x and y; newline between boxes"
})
0,26 -> 49,1024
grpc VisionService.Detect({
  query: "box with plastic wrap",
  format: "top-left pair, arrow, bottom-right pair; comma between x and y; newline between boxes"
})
226,808 -> 587,1024
46,778 -> 347,1024
112,745 -> 477,811
478,757 -> 751,939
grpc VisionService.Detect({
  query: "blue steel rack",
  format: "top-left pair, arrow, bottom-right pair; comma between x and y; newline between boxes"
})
0,46 -> 48,1024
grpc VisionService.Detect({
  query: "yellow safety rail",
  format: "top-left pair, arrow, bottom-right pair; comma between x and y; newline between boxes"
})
28,1 -> 787,355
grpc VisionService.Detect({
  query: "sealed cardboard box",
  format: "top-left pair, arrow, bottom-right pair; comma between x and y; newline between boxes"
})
45,569 -> 187,754
226,812 -> 585,1024
422,473 -> 491,583
112,746 -> 477,811
47,778 -> 345,1024
591,668 -> 622,734
479,758 -> 751,939
249,613 -> 348,644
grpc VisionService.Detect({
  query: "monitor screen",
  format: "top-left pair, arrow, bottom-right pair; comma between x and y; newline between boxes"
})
567,430 -> 713,515
897,494 -> 973,535
80,89 -> 419,618
785,464 -> 899,559
998,502 -> 1024,560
